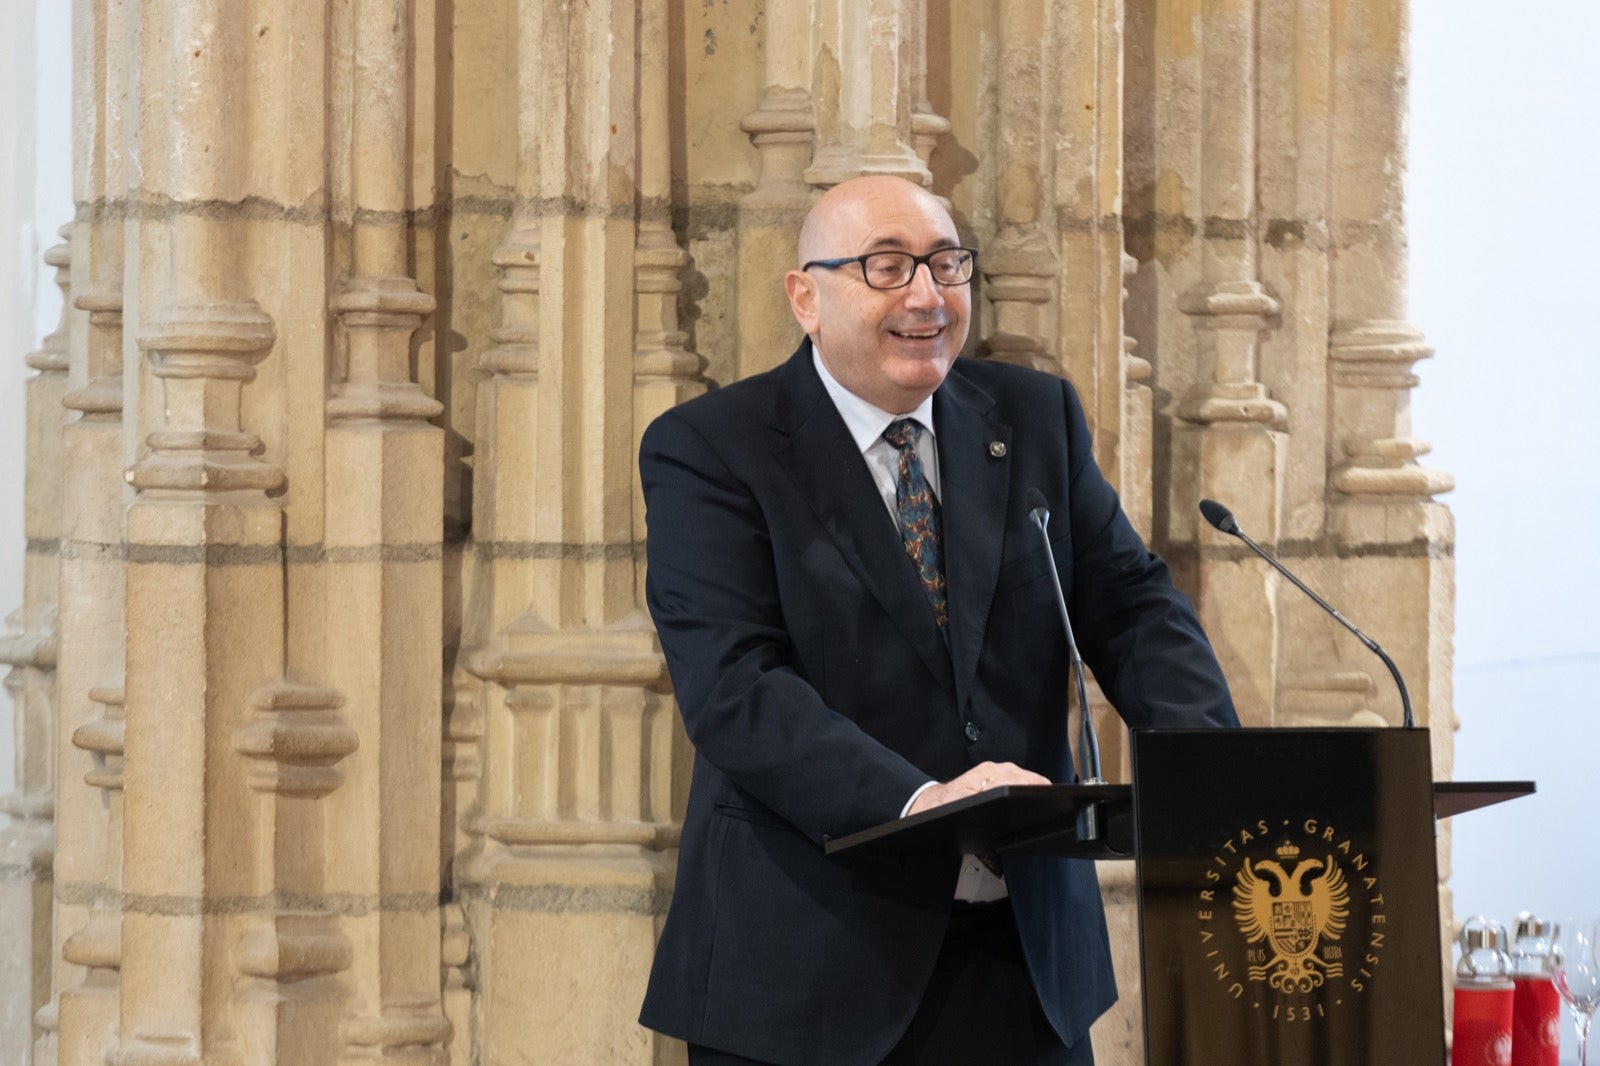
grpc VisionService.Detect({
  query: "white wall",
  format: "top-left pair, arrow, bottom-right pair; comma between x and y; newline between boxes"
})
1410,0 -> 1600,920
1410,1 -> 1600,1059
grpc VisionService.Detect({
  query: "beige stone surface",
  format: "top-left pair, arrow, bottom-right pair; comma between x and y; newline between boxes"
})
2,2 -> 1453,1063
1,233 -> 68,1066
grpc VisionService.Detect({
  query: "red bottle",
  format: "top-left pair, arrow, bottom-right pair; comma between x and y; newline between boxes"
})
1510,913 -> 1562,1066
1454,916 -> 1514,1066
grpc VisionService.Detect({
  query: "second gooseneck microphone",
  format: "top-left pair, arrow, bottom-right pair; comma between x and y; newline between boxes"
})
1024,489 -> 1103,791
1198,499 -> 1416,729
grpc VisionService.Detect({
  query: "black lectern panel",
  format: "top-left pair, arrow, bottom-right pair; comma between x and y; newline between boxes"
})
1132,729 -> 1444,1066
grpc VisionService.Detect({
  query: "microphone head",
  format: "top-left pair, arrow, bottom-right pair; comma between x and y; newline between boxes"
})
1024,487 -> 1050,527
1198,498 -> 1241,536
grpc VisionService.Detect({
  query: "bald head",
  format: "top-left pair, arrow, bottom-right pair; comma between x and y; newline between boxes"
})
783,175 -> 971,414
796,176 -> 952,267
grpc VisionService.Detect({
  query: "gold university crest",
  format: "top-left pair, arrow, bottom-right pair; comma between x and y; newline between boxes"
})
1233,840 -> 1351,994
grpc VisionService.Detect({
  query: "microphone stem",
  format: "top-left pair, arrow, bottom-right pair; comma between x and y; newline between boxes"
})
1229,526 -> 1416,729
1029,511 -> 1103,783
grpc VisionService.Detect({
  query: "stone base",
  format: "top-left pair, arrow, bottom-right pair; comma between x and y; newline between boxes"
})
470,848 -> 676,1065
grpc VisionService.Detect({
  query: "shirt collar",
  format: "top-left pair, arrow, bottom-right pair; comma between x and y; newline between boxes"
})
812,346 -> 937,455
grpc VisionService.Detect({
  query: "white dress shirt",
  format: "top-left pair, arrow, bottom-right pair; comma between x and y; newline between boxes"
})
813,348 -> 1007,902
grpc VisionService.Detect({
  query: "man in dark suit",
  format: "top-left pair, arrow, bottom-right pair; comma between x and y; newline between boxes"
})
638,176 -> 1237,1065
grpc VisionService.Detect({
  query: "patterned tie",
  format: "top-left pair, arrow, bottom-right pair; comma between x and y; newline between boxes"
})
882,419 -> 948,631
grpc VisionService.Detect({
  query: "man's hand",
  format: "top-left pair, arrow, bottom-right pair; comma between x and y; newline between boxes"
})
905,761 -> 1051,817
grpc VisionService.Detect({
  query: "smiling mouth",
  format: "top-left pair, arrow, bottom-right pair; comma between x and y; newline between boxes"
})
889,324 -> 946,340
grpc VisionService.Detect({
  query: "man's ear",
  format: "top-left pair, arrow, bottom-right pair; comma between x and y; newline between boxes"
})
784,270 -> 820,335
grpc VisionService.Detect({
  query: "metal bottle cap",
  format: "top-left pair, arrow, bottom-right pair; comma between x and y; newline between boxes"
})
1513,911 -> 1558,941
1456,916 -> 1513,981
1511,911 -> 1559,974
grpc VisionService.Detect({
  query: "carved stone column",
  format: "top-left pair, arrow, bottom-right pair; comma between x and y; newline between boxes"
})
736,0 -> 816,378
901,1 -> 951,175
634,0 -> 708,453
47,0 -> 136,1057
320,2 -> 449,1061
454,5 -> 546,1050
50,262 -> 125,1066
1053,0 -> 1136,486
806,0 -> 931,187
0,234 -> 69,1064
465,2 -> 682,1061
112,4 -> 297,1062
1172,0 -> 1289,725
1326,0 -> 1453,741
1248,0 -> 1369,729
980,0 -> 1060,374
456,2 -> 547,1051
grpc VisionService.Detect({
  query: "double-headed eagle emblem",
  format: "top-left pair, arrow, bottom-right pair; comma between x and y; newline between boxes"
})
1233,841 -> 1350,993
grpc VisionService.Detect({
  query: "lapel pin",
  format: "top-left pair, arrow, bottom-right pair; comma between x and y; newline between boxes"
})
988,441 -> 1007,458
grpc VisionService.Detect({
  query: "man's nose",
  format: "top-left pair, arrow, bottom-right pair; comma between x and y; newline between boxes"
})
901,261 -> 945,308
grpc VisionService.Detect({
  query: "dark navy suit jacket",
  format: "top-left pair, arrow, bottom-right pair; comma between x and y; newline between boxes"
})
638,341 -> 1237,1065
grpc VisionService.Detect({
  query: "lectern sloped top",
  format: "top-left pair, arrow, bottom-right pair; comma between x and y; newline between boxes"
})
822,744 -> 1529,863
823,782 -> 1135,859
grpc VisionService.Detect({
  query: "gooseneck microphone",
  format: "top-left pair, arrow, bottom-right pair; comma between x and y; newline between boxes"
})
1024,489 -> 1103,799
1197,499 -> 1416,729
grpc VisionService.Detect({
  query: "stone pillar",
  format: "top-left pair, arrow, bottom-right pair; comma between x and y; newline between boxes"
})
50,270 -> 125,1066
1054,0 -> 1132,477
0,233 -> 69,1064
320,1 -> 451,1063
806,0 -> 930,186
1247,0 -> 1383,731
456,3 -> 547,1053
1326,0 -> 1453,735
464,2 -> 684,1061
634,0 -> 708,455
113,4 -> 296,1062
454,10 -> 546,1051
46,0 -> 136,1057
1172,0 -> 1290,726
980,0 -> 1060,374
736,0 -> 816,378
1253,0 -> 1334,536
901,1 -> 951,176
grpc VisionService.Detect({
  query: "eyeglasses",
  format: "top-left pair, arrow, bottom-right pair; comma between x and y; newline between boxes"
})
801,247 -> 978,290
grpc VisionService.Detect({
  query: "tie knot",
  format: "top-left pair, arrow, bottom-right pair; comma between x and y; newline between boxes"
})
883,418 -> 922,451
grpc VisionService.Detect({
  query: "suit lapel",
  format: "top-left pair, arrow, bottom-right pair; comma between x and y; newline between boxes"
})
772,344 -> 955,690
933,369 -> 1011,710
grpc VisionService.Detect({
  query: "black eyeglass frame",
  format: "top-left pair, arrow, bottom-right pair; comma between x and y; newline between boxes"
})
801,247 -> 979,290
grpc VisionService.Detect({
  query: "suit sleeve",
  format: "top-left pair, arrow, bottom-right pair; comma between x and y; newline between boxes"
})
1057,381 -> 1240,730
640,408 -> 933,844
